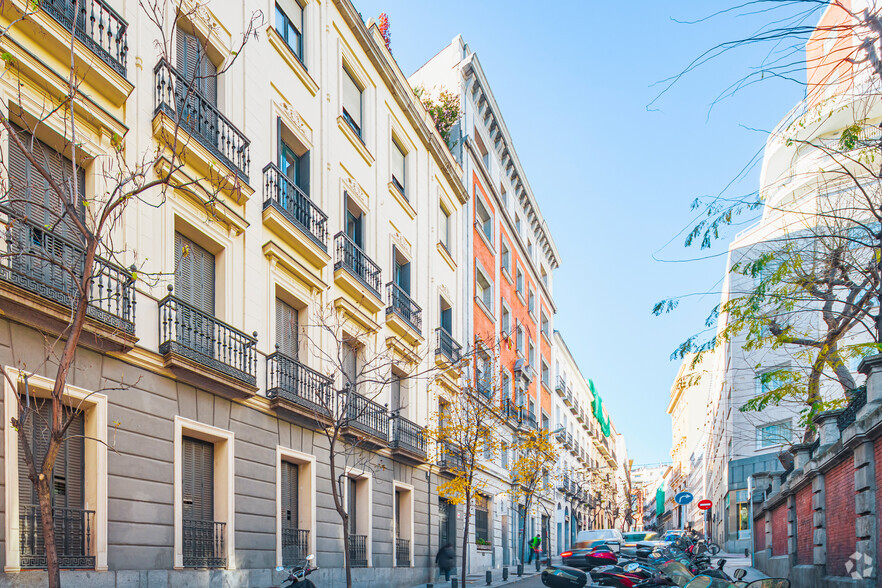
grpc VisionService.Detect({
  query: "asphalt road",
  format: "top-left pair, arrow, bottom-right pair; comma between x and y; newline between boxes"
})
501,574 -> 544,587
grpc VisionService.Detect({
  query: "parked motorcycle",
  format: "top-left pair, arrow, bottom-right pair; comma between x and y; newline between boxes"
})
274,554 -> 317,587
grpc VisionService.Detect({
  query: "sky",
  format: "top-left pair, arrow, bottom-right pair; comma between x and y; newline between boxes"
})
352,0 -> 812,465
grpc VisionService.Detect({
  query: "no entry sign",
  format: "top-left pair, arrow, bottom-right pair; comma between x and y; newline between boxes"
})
698,499 -> 713,510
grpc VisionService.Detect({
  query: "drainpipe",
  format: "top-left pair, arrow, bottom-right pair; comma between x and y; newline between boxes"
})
747,475 -> 754,567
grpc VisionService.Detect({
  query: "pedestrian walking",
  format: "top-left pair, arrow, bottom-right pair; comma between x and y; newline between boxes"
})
526,534 -> 541,564
436,543 -> 455,581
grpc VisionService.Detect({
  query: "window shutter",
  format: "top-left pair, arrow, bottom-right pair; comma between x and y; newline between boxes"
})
276,299 -> 299,359
177,28 -> 217,106
17,402 -> 84,509
348,478 -> 357,534
174,233 -> 215,315
62,409 -> 85,510
297,150 -> 310,196
391,142 -> 405,189
391,375 -> 401,414
282,461 -> 299,528
183,437 -> 214,522
342,69 -> 362,130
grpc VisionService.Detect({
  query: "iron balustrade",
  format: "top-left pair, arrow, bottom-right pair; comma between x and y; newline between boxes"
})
262,163 -> 328,249
345,392 -> 389,440
349,534 -> 368,568
158,290 -> 257,386
267,349 -> 332,417
1,205 -> 136,334
41,0 -> 128,76
334,232 -> 382,299
838,385 -> 867,431
19,504 -> 95,569
435,328 -> 462,364
154,58 -> 251,181
390,414 -> 427,457
396,537 -> 410,567
555,430 -> 567,445
282,527 -> 310,566
555,376 -> 566,395
386,282 -> 422,333
183,519 -> 226,568
439,442 -> 464,472
527,412 -> 538,430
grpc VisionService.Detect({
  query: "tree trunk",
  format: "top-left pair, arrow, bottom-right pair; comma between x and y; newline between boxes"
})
36,474 -> 60,588
328,436 -> 353,588
461,490 -> 471,588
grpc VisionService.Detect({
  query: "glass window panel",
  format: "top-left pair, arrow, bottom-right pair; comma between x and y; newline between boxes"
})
342,68 -> 362,133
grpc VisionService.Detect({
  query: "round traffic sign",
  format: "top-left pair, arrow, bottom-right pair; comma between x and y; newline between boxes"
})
675,492 -> 694,505
698,500 -> 712,510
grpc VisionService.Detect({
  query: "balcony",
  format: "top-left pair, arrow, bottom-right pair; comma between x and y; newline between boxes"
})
266,350 -> 333,426
439,442 -> 464,475
386,282 -> 422,343
183,519 -> 226,568
343,392 -> 389,445
41,0 -> 128,77
153,58 -> 251,184
396,538 -> 410,567
262,163 -> 329,267
282,528 -> 309,566
563,389 -> 573,407
158,289 -> 258,398
19,504 -> 95,569
555,376 -> 567,398
333,232 -> 383,312
435,327 -> 462,367
555,430 -> 567,445
504,400 -> 521,426
349,534 -> 368,568
0,205 -> 137,351
390,414 -> 427,463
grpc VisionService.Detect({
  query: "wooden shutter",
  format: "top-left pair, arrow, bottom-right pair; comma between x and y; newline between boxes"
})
182,437 -> 214,522
17,402 -> 84,509
276,299 -> 299,359
297,150 -> 310,196
281,461 -> 299,529
176,28 -> 217,106
348,478 -> 357,534
342,69 -> 362,130
174,233 -> 215,314
391,375 -> 401,414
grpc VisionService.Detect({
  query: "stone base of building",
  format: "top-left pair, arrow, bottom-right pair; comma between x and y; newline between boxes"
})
0,567 -> 433,588
791,565 -> 824,588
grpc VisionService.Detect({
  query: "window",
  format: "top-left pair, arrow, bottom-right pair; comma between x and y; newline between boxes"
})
439,205 -> 451,251
541,312 -> 550,338
515,214 -> 522,235
475,127 -> 489,171
277,447 -> 315,568
755,366 -> 788,396
476,197 -> 493,243
516,323 -> 523,356
342,342 -> 359,392
757,420 -> 792,448
279,122 -> 310,197
501,370 -> 511,401
541,267 -> 548,286
393,485 -> 413,567
391,139 -> 406,196
476,267 -> 493,311
393,247 -> 411,295
391,373 -> 405,417
501,303 -> 511,335
177,28 -> 217,104
528,288 -> 535,315
346,474 -> 371,567
541,361 -> 550,387
542,413 -> 549,431
275,0 -> 304,62
501,241 -> 511,274
482,432 -> 492,460
280,461 -> 304,564
476,348 -> 492,398
501,442 -> 509,469
528,339 -> 535,366
475,495 -> 489,543
440,297 -> 453,333
345,195 -> 364,248
276,298 -> 300,360
175,232 -> 217,357
528,239 -> 533,258
342,66 -> 363,138
500,183 -> 508,207
516,268 -> 524,297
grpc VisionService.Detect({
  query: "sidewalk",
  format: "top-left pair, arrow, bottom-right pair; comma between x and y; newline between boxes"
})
419,560 -> 556,587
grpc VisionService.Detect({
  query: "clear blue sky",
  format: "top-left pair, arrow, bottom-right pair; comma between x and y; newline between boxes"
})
352,0 -> 810,465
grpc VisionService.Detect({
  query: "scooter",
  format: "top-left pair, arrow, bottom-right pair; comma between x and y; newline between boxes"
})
274,554 -> 318,587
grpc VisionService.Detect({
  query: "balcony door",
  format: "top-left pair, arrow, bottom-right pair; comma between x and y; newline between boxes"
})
174,232 -> 215,358
393,248 -> 410,296
276,299 -> 299,360
18,402 -> 89,568
176,28 -> 218,143
345,197 -> 364,249
182,436 -> 219,567
281,461 -> 304,564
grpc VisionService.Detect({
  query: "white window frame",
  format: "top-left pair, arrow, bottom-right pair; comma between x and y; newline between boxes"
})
276,446 -> 317,567
173,416 -> 236,569
475,264 -> 494,315
3,369 -> 109,572
393,482 -> 415,568
344,468 -> 374,567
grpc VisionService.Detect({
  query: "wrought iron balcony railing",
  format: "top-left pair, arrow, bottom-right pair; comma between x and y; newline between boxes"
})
390,414 -> 426,457
334,232 -> 382,299
0,205 -> 136,334
345,392 -> 388,440
159,289 -> 257,386
435,327 -> 462,365
527,412 -> 538,430
555,430 -> 567,445
838,385 -> 867,431
395,537 -> 410,567
349,534 -> 368,568
183,518 -> 226,568
19,504 -> 95,569
41,0 -> 128,76
262,163 -> 327,249
386,282 -> 422,333
154,58 -> 251,181
555,376 -> 566,396
439,442 -> 464,472
267,349 -> 333,417
282,527 -> 309,566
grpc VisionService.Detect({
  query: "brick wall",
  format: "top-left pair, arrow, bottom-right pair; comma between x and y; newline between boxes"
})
772,503 -> 787,556
755,515 -> 766,551
795,484 -> 812,565
825,455 -> 856,576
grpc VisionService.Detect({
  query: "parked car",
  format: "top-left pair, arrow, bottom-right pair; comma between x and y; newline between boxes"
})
621,531 -> 662,556
560,529 -> 624,570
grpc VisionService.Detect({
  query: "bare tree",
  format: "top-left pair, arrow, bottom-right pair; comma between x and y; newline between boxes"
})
0,1 -> 261,585
510,428 -> 556,568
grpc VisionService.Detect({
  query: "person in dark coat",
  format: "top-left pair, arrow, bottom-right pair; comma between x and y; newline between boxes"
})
436,543 -> 455,580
